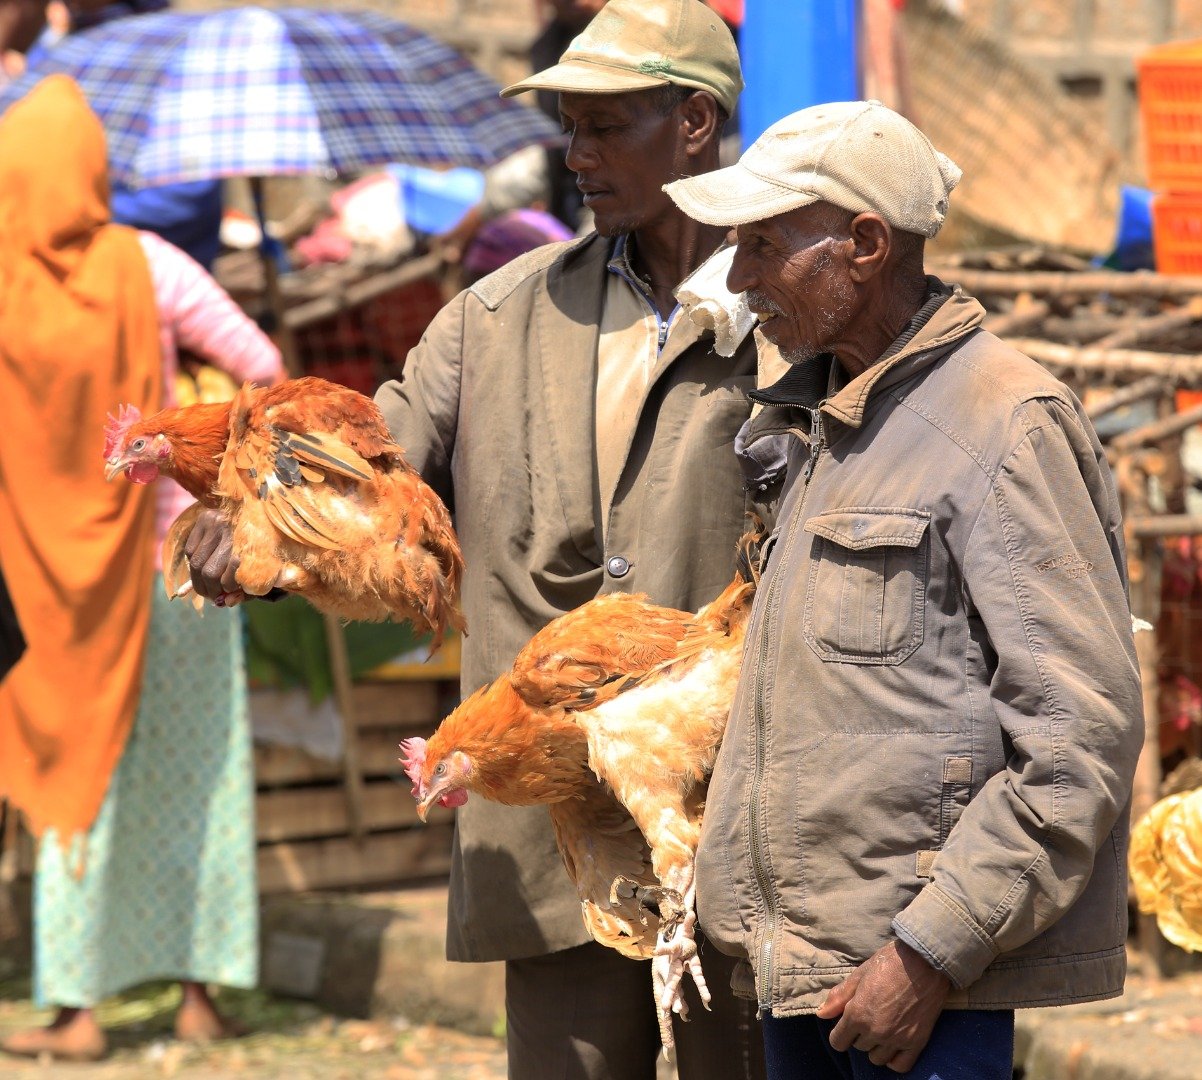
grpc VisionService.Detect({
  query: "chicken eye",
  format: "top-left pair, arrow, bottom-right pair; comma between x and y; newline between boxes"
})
131,438 -> 147,452
434,762 -> 447,776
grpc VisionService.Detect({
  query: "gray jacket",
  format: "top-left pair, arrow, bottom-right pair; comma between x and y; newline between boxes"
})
698,282 -> 1143,1012
376,232 -> 778,961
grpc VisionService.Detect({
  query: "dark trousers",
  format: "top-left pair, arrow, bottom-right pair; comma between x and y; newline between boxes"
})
506,937 -> 766,1080
761,1009 -> 1014,1080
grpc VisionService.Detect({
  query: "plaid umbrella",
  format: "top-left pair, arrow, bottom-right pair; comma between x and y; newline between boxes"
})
0,6 -> 560,187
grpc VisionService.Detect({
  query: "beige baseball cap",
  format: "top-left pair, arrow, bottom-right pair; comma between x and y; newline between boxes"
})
501,0 -> 742,118
664,100 -> 962,237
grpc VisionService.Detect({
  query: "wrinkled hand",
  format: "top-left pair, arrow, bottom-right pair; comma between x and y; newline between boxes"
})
816,940 -> 951,1073
184,509 -> 244,606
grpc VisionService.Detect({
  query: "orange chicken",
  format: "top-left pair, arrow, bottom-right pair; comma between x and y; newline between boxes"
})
104,377 -> 464,645
402,529 -> 761,1053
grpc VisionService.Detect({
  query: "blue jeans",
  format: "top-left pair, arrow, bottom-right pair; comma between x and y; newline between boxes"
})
761,1009 -> 1014,1080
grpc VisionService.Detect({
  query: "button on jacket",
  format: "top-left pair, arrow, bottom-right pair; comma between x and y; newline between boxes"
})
376,232 -> 779,962
697,281 -> 1143,1013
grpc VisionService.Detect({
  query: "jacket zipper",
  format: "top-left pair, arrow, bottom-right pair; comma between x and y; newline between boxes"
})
749,404 -> 825,1011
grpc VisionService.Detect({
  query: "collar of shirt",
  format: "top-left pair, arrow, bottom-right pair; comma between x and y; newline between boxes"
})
606,233 -> 683,353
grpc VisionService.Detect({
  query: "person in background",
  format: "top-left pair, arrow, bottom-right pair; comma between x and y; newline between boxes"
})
0,0 -> 44,85
664,100 -> 1143,1079
528,0 -> 606,229
458,207 -> 573,286
0,76 -> 284,1063
5,0 -> 225,270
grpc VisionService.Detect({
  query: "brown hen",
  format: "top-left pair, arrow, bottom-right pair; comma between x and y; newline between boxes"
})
401,529 -> 761,1054
104,377 -> 464,645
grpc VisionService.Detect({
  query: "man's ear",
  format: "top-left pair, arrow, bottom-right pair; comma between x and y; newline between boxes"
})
847,213 -> 891,283
681,91 -> 721,157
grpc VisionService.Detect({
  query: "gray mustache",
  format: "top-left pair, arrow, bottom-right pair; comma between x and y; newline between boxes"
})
744,291 -> 784,316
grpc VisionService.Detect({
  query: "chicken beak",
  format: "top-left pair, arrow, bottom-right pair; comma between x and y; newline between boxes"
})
104,456 -> 127,482
415,774 -> 456,822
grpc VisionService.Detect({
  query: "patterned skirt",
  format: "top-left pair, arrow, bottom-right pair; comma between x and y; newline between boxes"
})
33,580 -> 258,1007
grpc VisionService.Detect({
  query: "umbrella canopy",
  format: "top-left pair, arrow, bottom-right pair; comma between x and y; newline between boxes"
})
0,6 -> 560,187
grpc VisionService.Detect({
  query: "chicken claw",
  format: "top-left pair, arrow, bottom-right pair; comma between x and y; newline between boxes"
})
609,875 -> 666,932
654,906 -> 709,1019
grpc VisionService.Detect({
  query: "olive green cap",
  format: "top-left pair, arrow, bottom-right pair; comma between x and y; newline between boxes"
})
501,0 -> 742,117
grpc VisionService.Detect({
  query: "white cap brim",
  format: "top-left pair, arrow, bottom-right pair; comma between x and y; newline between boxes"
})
664,162 -> 820,226
502,58 -> 669,99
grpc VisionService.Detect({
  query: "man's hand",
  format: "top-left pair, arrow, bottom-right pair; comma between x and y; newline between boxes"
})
184,509 -> 244,606
816,939 -> 952,1073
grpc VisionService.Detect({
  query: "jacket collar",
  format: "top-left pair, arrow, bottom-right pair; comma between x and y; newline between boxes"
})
749,277 -> 986,430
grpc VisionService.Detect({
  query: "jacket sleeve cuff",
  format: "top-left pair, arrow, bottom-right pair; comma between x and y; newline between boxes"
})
891,883 -> 999,990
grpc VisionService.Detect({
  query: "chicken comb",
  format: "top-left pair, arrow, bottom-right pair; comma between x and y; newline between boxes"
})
399,737 -> 428,798
103,403 -> 142,459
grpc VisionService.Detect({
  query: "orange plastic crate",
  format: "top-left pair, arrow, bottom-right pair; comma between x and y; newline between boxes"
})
1152,192 -> 1202,274
1139,40 -> 1202,193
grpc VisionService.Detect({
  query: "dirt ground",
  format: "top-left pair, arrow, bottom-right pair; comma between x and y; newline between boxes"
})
0,980 -> 509,1080
0,977 -> 680,1080
6,961 -> 1202,1080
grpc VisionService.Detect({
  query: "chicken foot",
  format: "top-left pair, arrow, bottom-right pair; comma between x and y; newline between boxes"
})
654,887 -> 709,1019
610,873 -> 709,1059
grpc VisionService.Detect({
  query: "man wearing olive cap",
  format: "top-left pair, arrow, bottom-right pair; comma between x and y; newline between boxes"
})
373,1 -> 774,1077
665,101 -> 1143,1078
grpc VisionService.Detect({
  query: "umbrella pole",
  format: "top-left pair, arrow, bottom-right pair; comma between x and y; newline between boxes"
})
249,177 -> 302,378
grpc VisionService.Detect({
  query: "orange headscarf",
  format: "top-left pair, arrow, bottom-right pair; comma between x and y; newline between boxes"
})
0,76 -> 162,841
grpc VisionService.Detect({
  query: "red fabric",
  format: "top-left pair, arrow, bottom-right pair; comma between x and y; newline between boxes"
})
704,0 -> 743,27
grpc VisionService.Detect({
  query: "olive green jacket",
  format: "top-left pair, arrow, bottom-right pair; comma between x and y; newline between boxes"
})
698,283 -> 1143,1012
376,232 -> 778,961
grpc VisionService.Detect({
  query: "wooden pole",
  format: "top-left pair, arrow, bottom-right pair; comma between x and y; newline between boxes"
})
249,176 -> 303,378
1126,514 -> 1202,538
945,268 -> 1202,298
1084,376 -> 1170,422
1129,535 -> 1165,979
324,614 -> 366,844
1111,399 -> 1202,452
282,251 -> 445,331
1091,299 -> 1202,351
982,297 -> 1051,338
1003,337 -> 1202,385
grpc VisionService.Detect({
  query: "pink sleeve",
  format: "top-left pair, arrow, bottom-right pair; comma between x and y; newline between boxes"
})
139,230 -> 286,386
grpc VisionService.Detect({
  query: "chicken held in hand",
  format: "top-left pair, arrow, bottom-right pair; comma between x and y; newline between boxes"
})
401,529 -> 762,1055
104,376 -> 465,646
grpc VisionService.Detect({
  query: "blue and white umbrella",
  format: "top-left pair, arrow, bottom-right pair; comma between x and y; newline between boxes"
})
0,6 -> 559,187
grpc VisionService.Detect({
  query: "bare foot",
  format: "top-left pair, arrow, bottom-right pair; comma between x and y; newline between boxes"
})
174,984 -> 247,1043
0,1007 -> 107,1061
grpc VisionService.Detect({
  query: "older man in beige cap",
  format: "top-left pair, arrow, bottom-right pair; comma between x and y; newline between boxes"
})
665,101 -> 1143,1078
374,2 -> 770,1078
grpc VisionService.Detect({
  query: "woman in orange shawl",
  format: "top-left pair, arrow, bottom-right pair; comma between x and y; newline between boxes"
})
0,76 -> 278,1061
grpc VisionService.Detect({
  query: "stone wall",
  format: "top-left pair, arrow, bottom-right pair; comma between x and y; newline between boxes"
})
952,0 -> 1199,179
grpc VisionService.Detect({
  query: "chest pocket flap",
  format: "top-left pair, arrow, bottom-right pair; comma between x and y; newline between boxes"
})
802,508 -> 931,665
804,508 -> 930,550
